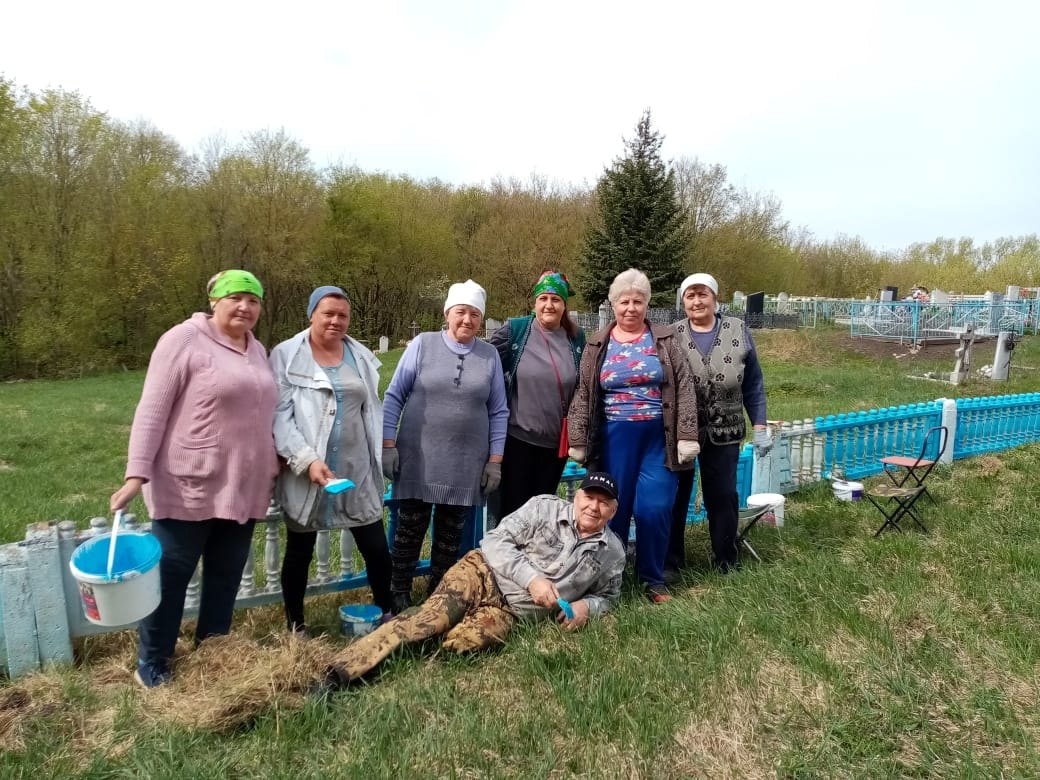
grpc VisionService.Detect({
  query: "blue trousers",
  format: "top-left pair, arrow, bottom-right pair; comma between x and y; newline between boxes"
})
603,418 -> 678,588
138,517 -> 255,668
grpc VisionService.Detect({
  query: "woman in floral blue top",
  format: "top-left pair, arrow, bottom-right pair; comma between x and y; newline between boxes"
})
566,269 -> 699,602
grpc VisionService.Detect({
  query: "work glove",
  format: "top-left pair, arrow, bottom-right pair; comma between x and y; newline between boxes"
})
567,446 -> 586,465
381,448 -> 399,481
481,461 -> 501,495
753,427 -> 774,458
677,440 -> 700,464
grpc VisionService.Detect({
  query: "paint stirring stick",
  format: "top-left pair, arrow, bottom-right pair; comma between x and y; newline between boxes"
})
107,510 -> 122,580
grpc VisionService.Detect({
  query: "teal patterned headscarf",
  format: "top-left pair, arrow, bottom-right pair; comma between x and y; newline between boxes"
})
531,271 -> 573,301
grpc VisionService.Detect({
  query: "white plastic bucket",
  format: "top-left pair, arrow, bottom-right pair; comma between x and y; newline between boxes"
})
69,532 -> 162,626
340,604 -> 383,637
832,479 -> 864,502
747,493 -> 785,527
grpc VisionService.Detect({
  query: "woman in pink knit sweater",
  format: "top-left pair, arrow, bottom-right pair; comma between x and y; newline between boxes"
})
111,269 -> 279,688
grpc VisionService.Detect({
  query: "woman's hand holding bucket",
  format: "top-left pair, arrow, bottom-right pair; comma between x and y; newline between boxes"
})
110,477 -> 143,514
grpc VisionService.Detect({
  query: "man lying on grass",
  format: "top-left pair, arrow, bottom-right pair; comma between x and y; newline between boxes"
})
320,472 -> 626,689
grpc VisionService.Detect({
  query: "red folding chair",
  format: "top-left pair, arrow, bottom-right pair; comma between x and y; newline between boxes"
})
880,425 -> 949,506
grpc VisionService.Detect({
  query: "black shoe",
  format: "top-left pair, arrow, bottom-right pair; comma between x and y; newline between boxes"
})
714,559 -> 742,575
390,591 -> 412,615
309,665 -> 351,698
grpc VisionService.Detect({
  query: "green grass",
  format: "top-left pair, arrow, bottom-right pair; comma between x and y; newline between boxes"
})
3,334 -> 1040,776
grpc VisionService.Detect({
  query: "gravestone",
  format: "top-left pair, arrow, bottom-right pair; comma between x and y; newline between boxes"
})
950,324 -> 976,384
377,336 -> 389,353
991,331 -> 1015,380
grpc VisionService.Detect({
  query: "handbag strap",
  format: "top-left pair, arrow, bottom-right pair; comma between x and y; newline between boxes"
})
535,324 -> 567,415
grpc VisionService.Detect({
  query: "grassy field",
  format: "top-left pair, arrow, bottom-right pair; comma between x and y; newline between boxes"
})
2,330 -> 1040,776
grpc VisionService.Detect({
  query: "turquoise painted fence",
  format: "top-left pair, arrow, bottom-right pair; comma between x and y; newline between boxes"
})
4,391 -> 1040,678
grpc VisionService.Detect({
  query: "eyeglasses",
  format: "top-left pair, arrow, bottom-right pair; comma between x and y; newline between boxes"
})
453,355 -> 465,387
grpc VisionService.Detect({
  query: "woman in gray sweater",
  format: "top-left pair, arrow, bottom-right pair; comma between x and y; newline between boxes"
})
381,280 -> 509,614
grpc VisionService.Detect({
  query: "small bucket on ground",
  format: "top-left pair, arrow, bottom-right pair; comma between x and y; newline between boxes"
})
340,604 -> 383,637
747,493 -> 786,527
69,532 -> 162,626
832,479 -> 864,502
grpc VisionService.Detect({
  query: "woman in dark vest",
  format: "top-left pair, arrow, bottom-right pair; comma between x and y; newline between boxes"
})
381,279 -> 509,614
668,273 -> 772,574
490,271 -> 585,521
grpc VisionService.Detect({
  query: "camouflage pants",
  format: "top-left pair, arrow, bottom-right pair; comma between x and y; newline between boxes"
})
329,550 -> 517,681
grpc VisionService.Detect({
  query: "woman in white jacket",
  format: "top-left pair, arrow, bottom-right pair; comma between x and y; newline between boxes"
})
270,286 -> 392,634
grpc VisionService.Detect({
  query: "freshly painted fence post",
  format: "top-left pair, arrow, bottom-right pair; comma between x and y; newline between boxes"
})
939,398 -> 957,464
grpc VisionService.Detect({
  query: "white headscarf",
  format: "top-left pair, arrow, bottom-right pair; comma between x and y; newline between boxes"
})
443,279 -> 487,315
677,273 -> 720,310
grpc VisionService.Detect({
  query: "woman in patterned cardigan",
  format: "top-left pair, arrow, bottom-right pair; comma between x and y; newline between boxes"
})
566,268 -> 699,602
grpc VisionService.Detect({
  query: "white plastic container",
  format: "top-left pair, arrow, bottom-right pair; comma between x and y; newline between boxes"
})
340,604 -> 383,637
832,479 -> 864,502
69,532 -> 162,626
747,493 -> 786,527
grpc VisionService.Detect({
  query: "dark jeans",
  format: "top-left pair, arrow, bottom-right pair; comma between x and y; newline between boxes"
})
138,517 -> 255,668
391,500 -> 468,597
668,439 -> 740,569
281,521 -> 393,629
498,434 -> 568,521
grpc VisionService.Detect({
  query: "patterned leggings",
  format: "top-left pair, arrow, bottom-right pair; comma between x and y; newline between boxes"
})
390,500 -> 468,597
329,550 -> 517,681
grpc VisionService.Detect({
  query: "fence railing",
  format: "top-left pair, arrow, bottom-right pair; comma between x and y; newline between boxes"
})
4,391 -> 1040,678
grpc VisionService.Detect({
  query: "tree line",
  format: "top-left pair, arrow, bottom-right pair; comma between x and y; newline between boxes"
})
0,79 -> 1037,378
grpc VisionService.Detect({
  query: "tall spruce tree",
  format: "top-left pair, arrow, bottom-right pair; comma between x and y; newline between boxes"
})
578,110 -> 687,307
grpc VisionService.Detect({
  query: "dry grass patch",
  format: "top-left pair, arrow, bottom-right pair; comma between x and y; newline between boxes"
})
659,650 -> 830,779
755,330 -> 834,366
972,455 -> 1006,478
0,672 -> 122,763
138,633 -> 332,732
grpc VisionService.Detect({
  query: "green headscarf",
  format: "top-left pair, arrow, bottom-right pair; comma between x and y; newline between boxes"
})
531,271 -> 573,301
208,270 -> 264,300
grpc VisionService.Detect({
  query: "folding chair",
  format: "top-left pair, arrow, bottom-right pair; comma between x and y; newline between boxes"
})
881,425 -> 949,505
865,483 -> 927,536
736,504 -> 774,562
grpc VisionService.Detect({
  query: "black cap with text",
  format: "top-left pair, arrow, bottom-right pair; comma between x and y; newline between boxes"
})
578,471 -> 618,500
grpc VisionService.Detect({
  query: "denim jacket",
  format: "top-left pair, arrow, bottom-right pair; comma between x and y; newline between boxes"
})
479,494 -> 626,619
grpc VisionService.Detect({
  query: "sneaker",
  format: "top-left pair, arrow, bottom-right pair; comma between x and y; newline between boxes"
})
133,663 -> 171,689
646,585 -> 673,604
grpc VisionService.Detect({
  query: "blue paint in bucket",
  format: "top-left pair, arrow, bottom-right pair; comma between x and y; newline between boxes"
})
71,532 -> 162,582
339,604 -> 383,637
69,532 -> 162,625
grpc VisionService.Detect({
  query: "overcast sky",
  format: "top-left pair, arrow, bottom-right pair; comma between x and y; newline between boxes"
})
4,0 -> 1038,251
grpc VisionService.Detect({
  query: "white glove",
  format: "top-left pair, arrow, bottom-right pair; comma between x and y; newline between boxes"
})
677,440 -> 700,464
381,448 -> 399,481
568,446 -> 586,465
753,427 -> 774,458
